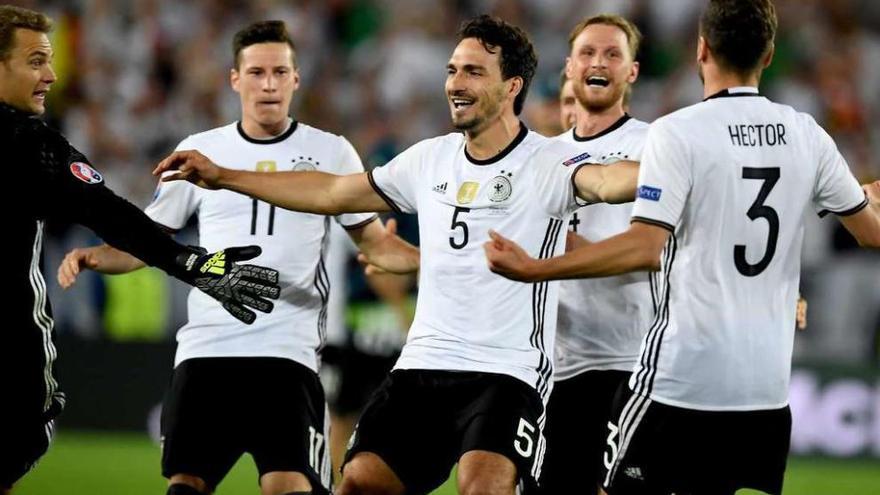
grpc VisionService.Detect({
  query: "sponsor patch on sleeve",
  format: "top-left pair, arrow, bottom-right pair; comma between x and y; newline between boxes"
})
562,152 -> 591,167
69,162 -> 104,184
637,185 -> 662,201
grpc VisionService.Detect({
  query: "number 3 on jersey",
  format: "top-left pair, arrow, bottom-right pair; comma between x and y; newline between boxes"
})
251,161 -> 277,235
734,167 -> 780,276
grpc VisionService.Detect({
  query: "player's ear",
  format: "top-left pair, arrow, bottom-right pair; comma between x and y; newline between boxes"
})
230,68 -> 240,93
762,43 -> 775,69
508,76 -> 523,104
696,36 -> 709,65
628,60 -> 640,84
565,57 -> 574,80
292,68 -> 300,92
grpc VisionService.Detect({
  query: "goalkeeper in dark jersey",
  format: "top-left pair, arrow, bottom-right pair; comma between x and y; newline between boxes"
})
0,6 -> 280,492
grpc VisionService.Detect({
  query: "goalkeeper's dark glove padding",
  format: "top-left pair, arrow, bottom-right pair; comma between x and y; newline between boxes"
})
174,245 -> 280,324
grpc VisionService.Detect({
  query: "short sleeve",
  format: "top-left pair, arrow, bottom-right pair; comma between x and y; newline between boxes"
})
144,137 -> 201,230
533,140 -> 586,219
333,136 -> 378,229
630,120 -> 692,231
809,116 -> 868,217
367,140 -> 428,214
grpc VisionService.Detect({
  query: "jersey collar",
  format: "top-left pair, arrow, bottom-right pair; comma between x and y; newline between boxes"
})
237,118 -> 298,144
704,86 -> 762,101
464,121 -> 529,165
572,113 -> 631,142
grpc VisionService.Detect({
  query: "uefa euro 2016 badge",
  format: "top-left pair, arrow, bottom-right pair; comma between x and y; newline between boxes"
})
457,181 -> 480,204
69,162 -> 104,184
488,175 -> 512,202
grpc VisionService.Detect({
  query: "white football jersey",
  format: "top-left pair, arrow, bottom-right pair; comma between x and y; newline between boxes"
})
146,120 -> 376,369
370,124 -> 585,402
629,87 -> 868,410
553,116 -> 652,379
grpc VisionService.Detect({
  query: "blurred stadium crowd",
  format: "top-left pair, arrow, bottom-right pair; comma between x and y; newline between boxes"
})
17,0 -> 879,364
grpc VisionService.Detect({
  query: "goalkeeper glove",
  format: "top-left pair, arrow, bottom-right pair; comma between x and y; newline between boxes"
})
174,245 -> 280,324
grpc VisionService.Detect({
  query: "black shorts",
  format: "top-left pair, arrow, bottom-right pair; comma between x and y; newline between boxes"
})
160,357 -> 331,493
0,417 -> 55,489
603,384 -> 791,495
320,344 -> 398,415
528,369 -> 630,495
344,370 -> 545,495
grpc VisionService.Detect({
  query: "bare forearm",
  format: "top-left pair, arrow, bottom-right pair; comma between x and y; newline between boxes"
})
92,244 -> 147,274
575,161 -> 639,204
217,169 -> 387,215
535,230 -> 660,281
358,231 -> 421,275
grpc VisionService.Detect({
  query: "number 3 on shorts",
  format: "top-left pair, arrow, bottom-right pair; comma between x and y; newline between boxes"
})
604,421 -> 620,470
514,417 -> 535,457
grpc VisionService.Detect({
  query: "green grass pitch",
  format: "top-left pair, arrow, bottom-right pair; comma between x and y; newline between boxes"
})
15,430 -> 880,494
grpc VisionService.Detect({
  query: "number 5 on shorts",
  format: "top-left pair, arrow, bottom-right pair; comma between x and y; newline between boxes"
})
514,417 -> 535,458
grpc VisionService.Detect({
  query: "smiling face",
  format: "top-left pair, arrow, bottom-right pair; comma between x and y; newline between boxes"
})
231,42 -> 299,132
0,28 -> 55,114
565,23 -> 638,113
445,37 -> 520,134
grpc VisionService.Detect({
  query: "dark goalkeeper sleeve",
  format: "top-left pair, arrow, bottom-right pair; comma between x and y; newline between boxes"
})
32,127 -> 191,278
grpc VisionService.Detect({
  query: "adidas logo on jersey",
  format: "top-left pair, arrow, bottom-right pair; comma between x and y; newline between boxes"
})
433,182 -> 448,194
623,466 -> 644,480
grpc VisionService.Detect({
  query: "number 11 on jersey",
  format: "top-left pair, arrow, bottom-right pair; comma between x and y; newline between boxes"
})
251,161 -> 277,235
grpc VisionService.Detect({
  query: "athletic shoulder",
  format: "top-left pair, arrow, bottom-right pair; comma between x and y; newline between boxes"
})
174,122 -> 238,151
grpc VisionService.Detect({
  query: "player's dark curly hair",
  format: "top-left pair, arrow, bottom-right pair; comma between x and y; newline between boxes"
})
700,0 -> 777,74
233,20 -> 297,69
458,15 -> 537,116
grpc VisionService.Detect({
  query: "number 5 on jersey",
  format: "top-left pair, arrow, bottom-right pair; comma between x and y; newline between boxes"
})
449,206 -> 471,249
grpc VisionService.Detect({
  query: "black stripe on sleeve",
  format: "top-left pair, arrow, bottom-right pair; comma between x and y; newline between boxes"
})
340,214 -> 379,231
570,162 -> 594,206
631,216 -> 676,232
817,196 -> 869,218
367,170 -> 403,214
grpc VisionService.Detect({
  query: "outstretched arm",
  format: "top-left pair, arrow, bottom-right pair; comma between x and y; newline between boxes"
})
484,221 -> 669,283
839,181 -> 880,248
573,161 -> 640,204
57,244 -> 146,289
348,218 -> 420,275
153,150 -> 391,215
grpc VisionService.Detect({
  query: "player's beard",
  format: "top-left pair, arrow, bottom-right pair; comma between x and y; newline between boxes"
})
451,87 -> 504,134
574,77 -> 628,113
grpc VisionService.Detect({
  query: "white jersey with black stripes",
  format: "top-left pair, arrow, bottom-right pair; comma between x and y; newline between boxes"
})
628,87 -> 868,411
369,123 -> 584,402
553,115 -> 651,379
146,120 -> 376,370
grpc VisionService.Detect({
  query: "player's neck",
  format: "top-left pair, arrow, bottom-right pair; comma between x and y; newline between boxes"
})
573,102 -> 626,139
240,117 -> 292,140
464,112 -> 522,161
702,67 -> 760,99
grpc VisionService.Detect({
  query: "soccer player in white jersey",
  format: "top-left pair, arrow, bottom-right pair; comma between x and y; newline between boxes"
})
532,15 -> 650,495
485,1 -> 880,493
57,21 -> 415,495
151,15 -> 641,495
